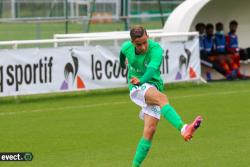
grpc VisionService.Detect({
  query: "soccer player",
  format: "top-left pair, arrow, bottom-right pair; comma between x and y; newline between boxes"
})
119,25 -> 203,167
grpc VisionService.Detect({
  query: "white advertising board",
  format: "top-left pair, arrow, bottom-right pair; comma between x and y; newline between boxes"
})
0,37 -> 200,96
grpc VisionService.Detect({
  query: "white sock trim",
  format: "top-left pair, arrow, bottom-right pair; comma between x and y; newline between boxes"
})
181,124 -> 187,134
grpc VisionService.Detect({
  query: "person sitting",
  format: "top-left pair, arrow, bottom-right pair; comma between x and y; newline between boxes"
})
226,20 -> 250,61
214,22 -> 236,79
195,22 -> 206,54
214,22 -> 227,54
200,23 -> 231,80
226,20 -> 249,79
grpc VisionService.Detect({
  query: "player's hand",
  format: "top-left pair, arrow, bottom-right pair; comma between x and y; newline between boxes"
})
130,77 -> 140,85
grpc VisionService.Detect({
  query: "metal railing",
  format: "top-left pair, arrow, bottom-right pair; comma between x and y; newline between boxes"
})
0,31 -> 198,49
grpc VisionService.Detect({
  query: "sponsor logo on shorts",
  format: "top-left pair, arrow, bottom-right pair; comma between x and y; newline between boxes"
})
140,85 -> 146,90
151,106 -> 159,114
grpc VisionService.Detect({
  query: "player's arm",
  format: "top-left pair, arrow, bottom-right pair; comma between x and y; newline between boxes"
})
131,45 -> 162,85
225,35 -> 235,53
130,67 -> 157,85
140,45 -> 163,84
119,51 -> 126,69
139,67 -> 157,84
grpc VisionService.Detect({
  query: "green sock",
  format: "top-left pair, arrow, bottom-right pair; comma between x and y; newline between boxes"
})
161,104 -> 184,131
132,137 -> 152,167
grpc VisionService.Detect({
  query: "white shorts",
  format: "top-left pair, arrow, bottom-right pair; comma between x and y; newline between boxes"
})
129,83 -> 161,120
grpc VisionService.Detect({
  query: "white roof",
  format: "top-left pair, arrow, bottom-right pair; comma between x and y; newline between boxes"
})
163,0 -> 211,33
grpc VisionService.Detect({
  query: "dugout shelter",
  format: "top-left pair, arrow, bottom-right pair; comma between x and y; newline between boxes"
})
164,0 -> 250,79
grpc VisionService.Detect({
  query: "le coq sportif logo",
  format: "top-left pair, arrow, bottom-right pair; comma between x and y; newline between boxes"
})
60,49 -> 85,90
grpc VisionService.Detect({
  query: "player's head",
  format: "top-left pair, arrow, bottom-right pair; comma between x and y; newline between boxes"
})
229,20 -> 238,33
216,22 -> 224,32
195,22 -> 206,34
130,25 -> 149,54
206,23 -> 214,36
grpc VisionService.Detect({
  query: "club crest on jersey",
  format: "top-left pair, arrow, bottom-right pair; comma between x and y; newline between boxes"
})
130,66 -> 142,73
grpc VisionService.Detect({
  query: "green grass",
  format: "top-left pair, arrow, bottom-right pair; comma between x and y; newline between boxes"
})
0,81 -> 250,167
0,21 -> 163,49
0,21 -> 163,41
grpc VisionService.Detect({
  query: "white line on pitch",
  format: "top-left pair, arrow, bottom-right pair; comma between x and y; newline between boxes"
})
172,89 -> 250,99
0,101 -> 128,116
0,89 -> 250,116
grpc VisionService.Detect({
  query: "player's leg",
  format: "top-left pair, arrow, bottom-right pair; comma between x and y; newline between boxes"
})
132,114 -> 158,167
230,53 -> 250,78
216,55 -> 233,79
145,87 -> 184,131
145,87 -> 202,141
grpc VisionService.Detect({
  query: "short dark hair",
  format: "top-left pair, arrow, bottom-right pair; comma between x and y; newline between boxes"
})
195,22 -> 206,31
230,20 -> 238,26
130,25 -> 147,40
215,22 -> 224,31
206,23 -> 214,30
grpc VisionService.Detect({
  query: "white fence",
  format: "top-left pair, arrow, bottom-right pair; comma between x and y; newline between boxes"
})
0,31 -> 198,48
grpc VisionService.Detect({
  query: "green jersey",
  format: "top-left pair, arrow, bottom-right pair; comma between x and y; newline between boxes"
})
120,39 -> 164,91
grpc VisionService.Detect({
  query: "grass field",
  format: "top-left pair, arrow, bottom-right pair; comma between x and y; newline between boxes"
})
0,21 -> 163,41
0,81 -> 250,167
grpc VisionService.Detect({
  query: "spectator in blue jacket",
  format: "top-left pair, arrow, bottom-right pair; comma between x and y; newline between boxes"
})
203,24 -> 215,58
226,20 -> 240,55
226,20 -> 250,78
214,22 -> 235,79
195,23 -> 206,54
199,23 -> 229,80
214,22 -> 227,54
226,20 -> 250,61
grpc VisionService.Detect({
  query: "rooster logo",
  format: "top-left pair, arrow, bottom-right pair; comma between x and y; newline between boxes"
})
175,43 -> 197,80
60,49 -> 85,90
